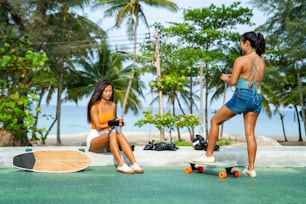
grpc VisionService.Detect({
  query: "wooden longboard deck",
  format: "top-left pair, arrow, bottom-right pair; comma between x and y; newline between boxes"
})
185,160 -> 247,168
13,150 -> 91,173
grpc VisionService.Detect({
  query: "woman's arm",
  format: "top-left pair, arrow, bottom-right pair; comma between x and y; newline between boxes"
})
220,57 -> 243,86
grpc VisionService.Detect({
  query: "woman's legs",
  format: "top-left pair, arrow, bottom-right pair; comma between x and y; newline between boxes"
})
89,134 -> 109,153
109,132 -> 126,166
89,132 -> 140,173
110,132 -> 143,173
89,132 -> 127,166
116,132 -> 137,165
206,105 -> 235,157
243,111 -> 258,170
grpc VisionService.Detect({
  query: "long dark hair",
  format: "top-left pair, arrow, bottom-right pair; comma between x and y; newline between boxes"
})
241,31 -> 265,56
87,79 -> 114,123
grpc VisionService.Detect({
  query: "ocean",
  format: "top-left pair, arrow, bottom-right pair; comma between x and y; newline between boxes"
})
37,104 -> 303,138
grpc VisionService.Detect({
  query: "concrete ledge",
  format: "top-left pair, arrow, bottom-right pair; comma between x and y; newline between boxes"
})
1,145 -> 306,168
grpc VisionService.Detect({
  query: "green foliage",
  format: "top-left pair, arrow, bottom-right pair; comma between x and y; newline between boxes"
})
148,2 -> 254,138
135,109 -> 200,135
0,32 -> 52,145
175,139 -> 232,146
174,140 -> 192,146
150,74 -> 188,92
217,139 -> 232,146
94,0 -> 178,39
251,0 -> 306,140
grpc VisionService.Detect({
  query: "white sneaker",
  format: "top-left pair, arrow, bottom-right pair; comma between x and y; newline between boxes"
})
117,163 -> 135,174
193,154 -> 215,163
242,167 -> 256,177
130,162 -> 144,174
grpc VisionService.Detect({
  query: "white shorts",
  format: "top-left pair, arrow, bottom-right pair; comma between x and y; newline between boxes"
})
86,129 -> 108,148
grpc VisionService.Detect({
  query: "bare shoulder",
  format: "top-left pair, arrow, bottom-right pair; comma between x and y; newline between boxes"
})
111,101 -> 116,106
259,56 -> 266,67
90,103 -> 99,113
239,54 -> 264,68
232,56 -> 246,71
233,55 -> 248,67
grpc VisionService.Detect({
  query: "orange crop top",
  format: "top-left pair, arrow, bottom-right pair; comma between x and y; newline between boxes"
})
91,111 -> 115,131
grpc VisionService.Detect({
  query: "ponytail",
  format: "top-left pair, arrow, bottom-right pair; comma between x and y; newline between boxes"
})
256,32 -> 265,56
241,31 -> 266,56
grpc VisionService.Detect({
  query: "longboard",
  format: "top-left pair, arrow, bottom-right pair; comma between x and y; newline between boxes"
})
184,160 -> 247,179
13,150 -> 91,173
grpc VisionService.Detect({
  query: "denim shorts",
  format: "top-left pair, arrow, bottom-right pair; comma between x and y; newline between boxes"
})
225,88 -> 262,114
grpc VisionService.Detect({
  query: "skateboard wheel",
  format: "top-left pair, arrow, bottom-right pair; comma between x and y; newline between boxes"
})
184,166 -> 192,174
218,171 -> 227,179
197,166 -> 204,173
232,170 -> 240,178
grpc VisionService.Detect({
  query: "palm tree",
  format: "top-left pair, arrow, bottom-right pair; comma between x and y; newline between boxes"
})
93,0 -> 178,119
28,1 -> 106,144
0,1 -> 102,144
251,0 -> 306,140
160,45 -> 200,140
160,3 -> 254,138
66,39 -> 145,115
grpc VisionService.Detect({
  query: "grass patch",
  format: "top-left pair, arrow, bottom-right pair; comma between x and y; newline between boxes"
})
169,139 -> 232,147
217,138 -> 232,146
174,140 -> 192,146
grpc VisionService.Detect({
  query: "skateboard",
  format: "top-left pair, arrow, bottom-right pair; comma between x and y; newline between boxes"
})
13,149 -> 91,173
184,160 -> 247,179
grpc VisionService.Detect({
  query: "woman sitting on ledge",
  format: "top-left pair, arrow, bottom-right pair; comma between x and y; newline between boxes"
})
86,79 -> 144,174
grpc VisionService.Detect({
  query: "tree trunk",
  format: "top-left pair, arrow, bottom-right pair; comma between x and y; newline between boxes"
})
121,13 -> 138,123
188,77 -> 194,141
279,112 -> 288,142
198,60 -> 204,138
44,117 -> 57,139
172,97 -> 181,141
32,90 -> 44,141
154,30 -> 164,141
177,95 -> 192,141
204,69 -> 209,139
294,105 -> 303,142
56,64 -> 63,145
296,68 -> 306,140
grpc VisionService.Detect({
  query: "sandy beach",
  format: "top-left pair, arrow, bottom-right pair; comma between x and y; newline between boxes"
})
43,131 -> 303,147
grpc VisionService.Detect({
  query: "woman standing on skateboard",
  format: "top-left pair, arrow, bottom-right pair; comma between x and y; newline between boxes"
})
194,31 -> 266,177
87,79 -> 144,174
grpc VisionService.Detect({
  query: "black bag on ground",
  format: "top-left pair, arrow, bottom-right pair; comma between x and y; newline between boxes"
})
166,143 -> 178,151
143,141 -> 178,151
214,144 -> 220,151
155,142 -> 168,151
192,134 -> 207,150
192,134 -> 220,151
143,141 -> 154,150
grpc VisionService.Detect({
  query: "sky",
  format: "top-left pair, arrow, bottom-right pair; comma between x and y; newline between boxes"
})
54,0 -> 267,108
83,0 -> 265,53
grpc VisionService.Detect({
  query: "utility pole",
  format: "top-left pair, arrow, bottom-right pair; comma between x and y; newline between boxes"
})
199,60 -> 204,137
154,30 -> 164,141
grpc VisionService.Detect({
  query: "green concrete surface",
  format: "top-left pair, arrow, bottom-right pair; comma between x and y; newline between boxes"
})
1,166 -> 305,204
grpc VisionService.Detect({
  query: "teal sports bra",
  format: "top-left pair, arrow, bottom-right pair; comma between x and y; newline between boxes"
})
236,58 -> 262,94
